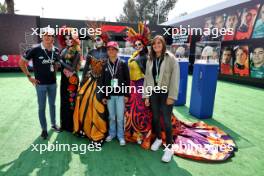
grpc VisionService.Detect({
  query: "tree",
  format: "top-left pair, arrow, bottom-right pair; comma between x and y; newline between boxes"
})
117,0 -> 138,23
5,0 -> 14,14
118,0 -> 177,24
0,2 -> 7,13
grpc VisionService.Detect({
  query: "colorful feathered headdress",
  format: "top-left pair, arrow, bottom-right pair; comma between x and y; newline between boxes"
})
126,22 -> 151,46
86,21 -> 110,44
57,25 -> 81,50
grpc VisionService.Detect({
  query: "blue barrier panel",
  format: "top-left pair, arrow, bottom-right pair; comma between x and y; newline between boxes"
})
189,63 -> 218,119
175,61 -> 189,106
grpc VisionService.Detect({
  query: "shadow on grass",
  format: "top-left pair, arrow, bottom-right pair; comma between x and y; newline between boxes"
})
0,131 -> 193,176
0,131 -> 72,176
74,140 -> 193,176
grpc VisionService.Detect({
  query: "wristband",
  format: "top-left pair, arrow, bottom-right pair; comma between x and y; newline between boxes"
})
27,74 -> 31,79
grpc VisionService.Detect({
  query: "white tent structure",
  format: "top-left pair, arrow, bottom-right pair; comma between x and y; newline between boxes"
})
163,0 -> 251,26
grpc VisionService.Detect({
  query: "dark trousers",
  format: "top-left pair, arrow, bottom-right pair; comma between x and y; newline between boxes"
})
150,92 -> 173,145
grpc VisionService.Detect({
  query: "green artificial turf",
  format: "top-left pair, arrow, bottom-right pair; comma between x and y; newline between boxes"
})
0,72 -> 263,176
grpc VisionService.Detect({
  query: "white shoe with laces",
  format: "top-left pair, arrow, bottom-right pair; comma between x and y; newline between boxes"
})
150,138 -> 162,151
161,148 -> 174,163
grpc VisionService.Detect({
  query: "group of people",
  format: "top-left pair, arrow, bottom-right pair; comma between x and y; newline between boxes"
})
19,22 -> 236,163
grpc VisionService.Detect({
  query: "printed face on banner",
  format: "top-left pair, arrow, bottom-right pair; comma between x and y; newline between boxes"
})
222,12 -> 240,41
220,47 -> 234,75
235,4 -> 260,40
214,15 -> 225,30
233,45 -> 249,77
252,4 -> 264,39
250,47 -> 264,79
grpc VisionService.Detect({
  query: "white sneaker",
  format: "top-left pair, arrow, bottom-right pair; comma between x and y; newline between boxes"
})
161,149 -> 174,163
119,139 -> 126,146
150,138 -> 162,151
105,135 -> 114,142
137,139 -> 142,145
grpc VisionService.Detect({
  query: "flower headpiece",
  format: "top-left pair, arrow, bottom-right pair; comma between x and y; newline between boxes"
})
125,22 -> 151,46
86,21 -> 110,44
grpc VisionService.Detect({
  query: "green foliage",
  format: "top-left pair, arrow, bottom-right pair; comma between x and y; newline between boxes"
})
117,0 -> 177,24
0,2 -> 7,14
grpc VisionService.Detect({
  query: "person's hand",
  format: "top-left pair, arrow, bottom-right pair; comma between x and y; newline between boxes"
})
102,98 -> 108,105
29,77 -> 40,86
145,98 -> 150,107
124,97 -> 129,103
166,98 -> 175,105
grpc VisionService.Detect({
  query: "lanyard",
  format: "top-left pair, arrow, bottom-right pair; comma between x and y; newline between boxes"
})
155,58 -> 162,77
43,49 -> 54,61
108,58 -> 119,78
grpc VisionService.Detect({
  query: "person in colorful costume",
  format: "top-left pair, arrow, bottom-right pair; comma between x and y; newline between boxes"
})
124,22 -> 153,148
73,24 -> 109,142
57,26 -> 81,132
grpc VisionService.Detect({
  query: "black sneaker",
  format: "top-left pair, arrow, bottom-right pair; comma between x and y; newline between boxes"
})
51,125 -> 62,133
41,130 -> 48,140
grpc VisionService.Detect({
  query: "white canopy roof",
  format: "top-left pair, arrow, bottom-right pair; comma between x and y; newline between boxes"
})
163,0 -> 250,25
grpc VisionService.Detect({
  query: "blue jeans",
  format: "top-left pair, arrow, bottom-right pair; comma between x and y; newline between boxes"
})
36,83 -> 57,131
107,96 -> 125,140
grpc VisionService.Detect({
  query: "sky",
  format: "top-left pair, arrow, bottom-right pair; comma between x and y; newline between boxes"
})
1,0 -> 227,22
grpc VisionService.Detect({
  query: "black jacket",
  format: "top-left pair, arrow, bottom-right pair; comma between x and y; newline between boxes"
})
135,50 -> 147,74
101,58 -> 130,99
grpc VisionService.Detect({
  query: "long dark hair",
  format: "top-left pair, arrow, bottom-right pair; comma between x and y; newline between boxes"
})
140,46 -> 149,55
149,35 -> 166,60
